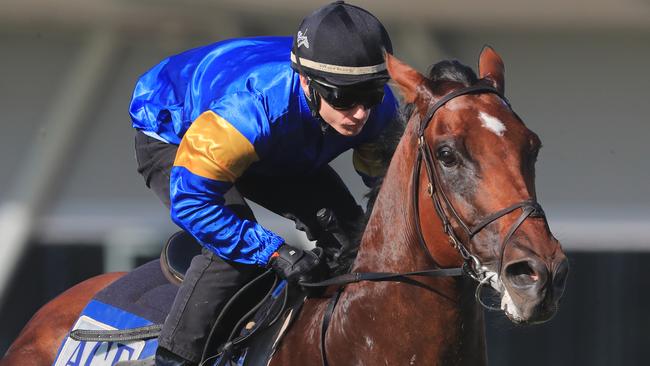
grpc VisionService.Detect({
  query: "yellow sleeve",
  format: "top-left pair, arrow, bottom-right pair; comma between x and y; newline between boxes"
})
352,141 -> 385,179
173,110 -> 259,182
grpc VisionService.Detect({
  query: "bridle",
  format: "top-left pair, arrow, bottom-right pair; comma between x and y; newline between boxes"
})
411,81 -> 546,287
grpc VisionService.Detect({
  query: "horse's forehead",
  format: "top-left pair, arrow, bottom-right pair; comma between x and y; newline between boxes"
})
439,94 -> 522,135
443,93 -> 510,117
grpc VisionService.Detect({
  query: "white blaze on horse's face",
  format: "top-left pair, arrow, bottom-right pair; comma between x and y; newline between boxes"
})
478,111 -> 506,137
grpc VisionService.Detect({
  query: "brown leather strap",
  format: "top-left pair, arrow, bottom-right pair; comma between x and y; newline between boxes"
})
320,288 -> 343,366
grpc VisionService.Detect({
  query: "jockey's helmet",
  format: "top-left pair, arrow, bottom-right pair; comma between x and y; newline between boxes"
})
290,1 -> 392,88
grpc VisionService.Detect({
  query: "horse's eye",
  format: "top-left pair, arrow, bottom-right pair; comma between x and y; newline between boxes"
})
436,146 -> 458,167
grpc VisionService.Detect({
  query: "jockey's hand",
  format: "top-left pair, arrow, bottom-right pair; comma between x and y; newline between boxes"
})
268,244 -> 322,283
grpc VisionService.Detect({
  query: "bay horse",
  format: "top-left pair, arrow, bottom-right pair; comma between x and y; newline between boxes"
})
1,47 -> 568,366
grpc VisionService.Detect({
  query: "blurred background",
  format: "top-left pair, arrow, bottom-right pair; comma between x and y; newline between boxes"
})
1,0 -> 649,364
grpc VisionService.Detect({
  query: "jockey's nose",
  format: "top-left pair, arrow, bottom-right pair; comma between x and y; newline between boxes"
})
351,104 -> 370,120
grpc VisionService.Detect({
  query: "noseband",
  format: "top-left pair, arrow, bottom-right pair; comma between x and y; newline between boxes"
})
411,82 -> 546,283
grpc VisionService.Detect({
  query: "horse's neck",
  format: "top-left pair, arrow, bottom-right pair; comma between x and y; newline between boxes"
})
353,120 -> 443,273
335,120 -> 487,365
353,121 -> 421,273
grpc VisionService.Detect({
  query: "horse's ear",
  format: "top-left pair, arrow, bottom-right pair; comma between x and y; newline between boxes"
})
386,53 -> 431,104
478,46 -> 505,94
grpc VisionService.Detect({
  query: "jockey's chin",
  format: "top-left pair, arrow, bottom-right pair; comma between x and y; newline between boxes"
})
320,101 -> 370,137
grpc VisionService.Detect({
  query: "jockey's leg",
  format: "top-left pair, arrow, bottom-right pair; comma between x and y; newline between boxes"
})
156,248 -> 264,365
134,131 -> 176,209
135,130 -> 263,365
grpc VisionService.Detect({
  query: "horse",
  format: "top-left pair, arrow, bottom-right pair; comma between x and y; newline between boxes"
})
269,48 -> 568,365
1,47 -> 568,366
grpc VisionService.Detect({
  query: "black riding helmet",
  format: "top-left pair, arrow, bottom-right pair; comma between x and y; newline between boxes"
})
291,1 -> 392,119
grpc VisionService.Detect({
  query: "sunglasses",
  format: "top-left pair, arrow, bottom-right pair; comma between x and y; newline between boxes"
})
310,79 -> 386,110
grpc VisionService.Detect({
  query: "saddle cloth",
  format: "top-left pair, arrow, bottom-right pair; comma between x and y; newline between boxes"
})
52,259 -> 305,366
52,260 -> 176,365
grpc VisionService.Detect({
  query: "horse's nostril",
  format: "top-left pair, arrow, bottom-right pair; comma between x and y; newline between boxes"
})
505,261 -> 539,288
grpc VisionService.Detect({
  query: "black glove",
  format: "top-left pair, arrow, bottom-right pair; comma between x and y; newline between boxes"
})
268,244 -> 322,283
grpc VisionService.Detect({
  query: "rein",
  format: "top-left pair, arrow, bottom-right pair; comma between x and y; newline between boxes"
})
299,266 -> 465,288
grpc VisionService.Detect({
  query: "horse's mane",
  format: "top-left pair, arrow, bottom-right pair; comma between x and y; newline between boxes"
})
427,60 -> 478,87
351,59 -> 478,243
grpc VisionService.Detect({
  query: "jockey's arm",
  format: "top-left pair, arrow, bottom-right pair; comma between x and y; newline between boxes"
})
353,141 -> 385,187
170,93 -> 284,266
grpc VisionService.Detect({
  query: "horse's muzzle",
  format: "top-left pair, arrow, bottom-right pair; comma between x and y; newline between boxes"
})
500,254 -> 569,324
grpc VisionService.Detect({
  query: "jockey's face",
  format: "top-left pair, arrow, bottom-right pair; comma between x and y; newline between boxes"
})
319,98 -> 371,137
300,75 -> 371,137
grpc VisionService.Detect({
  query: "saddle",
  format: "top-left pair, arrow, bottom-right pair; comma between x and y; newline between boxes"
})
159,230 -> 203,285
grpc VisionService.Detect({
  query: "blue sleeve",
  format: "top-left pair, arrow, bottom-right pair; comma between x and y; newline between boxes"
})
170,167 -> 284,266
169,92 -> 284,265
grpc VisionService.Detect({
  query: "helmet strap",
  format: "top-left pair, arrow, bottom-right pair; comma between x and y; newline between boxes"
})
305,80 -> 332,133
293,36 -> 327,128
306,80 -> 321,117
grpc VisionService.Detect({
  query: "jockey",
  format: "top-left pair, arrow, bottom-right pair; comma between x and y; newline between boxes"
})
129,1 -> 396,365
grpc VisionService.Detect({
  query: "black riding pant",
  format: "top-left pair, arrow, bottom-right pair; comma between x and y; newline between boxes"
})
134,131 -> 363,363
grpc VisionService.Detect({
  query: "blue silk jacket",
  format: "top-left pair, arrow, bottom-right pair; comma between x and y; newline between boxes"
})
129,36 -> 397,265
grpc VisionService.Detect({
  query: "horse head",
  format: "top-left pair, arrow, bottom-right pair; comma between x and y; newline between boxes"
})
385,47 -> 569,324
